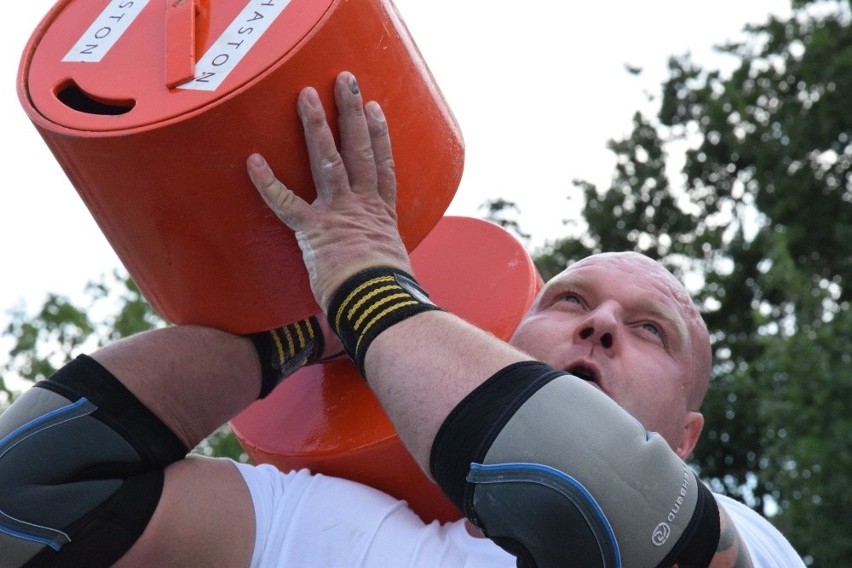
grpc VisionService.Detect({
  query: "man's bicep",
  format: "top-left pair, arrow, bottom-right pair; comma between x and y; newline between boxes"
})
116,457 -> 256,568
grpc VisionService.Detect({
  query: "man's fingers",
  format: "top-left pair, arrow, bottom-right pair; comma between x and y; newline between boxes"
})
365,101 -> 397,209
298,87 -> 350,202
334,72 -> 378,193
246,153 -> 311,229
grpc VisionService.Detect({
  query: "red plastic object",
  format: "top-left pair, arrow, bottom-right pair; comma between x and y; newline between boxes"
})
18,0 -> 463,333
230,216 -> 543,523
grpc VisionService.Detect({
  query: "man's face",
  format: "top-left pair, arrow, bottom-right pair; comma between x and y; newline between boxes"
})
509,252 -> 708,458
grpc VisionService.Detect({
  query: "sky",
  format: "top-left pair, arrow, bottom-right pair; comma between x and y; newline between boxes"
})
1,1 -> 791,326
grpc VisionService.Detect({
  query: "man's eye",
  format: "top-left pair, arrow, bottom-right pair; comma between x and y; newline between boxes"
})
642,322 -> 661,336
562,294 -> 582,305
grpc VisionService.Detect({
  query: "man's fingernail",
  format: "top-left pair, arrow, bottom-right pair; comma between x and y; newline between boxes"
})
348,75 -> 360,95
367,102 -> 385,121
301,87 -> 322,111
250,154 -> 267,168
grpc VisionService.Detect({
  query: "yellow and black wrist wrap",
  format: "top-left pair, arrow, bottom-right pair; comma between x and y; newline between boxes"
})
246,315 -> 324,399
328,267 -> 442,377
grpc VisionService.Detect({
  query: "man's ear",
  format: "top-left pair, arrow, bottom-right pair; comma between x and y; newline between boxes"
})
675,411 -> 704,460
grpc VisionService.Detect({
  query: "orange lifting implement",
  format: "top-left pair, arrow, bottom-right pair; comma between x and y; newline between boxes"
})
17,0 -> 464,332
18,0 -> 540,524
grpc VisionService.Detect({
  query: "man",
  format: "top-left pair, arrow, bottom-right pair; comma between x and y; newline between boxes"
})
0,72 -> 803,567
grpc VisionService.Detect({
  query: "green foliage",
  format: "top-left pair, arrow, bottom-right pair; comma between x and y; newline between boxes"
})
478,198 -> 532,244
2,294 -> 93,391
534,1 -> 851,563
756,308 -> 852,564
0,270 -> 245,461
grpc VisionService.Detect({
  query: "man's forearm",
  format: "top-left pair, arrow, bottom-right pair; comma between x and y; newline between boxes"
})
364,310 -> 532,473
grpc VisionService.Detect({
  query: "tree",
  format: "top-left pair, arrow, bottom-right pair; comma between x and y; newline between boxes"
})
0,271 -> 244,461
535,0 -> 851,563
478,198 -> 532,244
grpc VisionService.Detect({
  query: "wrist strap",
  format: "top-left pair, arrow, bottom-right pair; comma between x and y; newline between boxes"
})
245,316 -> 324,399
327,267 -> 442,376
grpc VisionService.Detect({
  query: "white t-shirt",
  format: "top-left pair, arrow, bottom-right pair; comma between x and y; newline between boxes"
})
714,494 -> 805,567
233,462 -> 804,567
233,463 -> 514,567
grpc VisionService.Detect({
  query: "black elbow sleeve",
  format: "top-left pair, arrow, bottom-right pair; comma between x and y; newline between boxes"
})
0,355 -> 187,567
430,361 -> 720,568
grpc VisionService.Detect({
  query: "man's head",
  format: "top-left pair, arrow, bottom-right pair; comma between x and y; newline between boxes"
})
509,251 -> 712,459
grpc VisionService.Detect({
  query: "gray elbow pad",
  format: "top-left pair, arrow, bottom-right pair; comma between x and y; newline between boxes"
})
430,361 -> 720,568
0,355 -> 187,567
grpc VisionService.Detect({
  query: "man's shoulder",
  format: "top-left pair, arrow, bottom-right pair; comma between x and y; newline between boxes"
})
713,493 -> 806,567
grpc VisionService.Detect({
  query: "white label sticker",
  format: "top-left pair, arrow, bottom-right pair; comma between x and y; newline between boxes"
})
178,0 -> 292,92
63,0 -> 150,63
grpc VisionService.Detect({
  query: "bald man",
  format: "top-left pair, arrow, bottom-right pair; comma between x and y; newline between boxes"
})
511,252 -> 711,457
0,73 -> 804,567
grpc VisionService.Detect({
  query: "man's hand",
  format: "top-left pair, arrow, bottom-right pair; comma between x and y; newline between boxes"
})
247,74 -> 528,476
247,71 -> 413,311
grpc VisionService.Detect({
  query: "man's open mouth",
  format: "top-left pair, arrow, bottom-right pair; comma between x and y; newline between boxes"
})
568,364 -> 597,383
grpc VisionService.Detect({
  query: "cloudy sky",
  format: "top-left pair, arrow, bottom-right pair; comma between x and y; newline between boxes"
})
2,0 -> 790,323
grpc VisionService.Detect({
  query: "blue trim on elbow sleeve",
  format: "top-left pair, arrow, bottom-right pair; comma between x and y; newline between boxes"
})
468,461 -> 620,563
468,461 -> 622,568
0,518 -> 69,552
0,397 -> 95,551
0,397 -> 96,455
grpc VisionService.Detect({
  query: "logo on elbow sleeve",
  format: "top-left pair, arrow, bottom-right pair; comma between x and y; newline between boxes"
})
652,463 -> 691,547
652,522 -> 671,546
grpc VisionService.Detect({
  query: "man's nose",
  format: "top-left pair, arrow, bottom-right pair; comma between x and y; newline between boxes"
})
574,303 -> 619,351
578,326 -> 613,348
